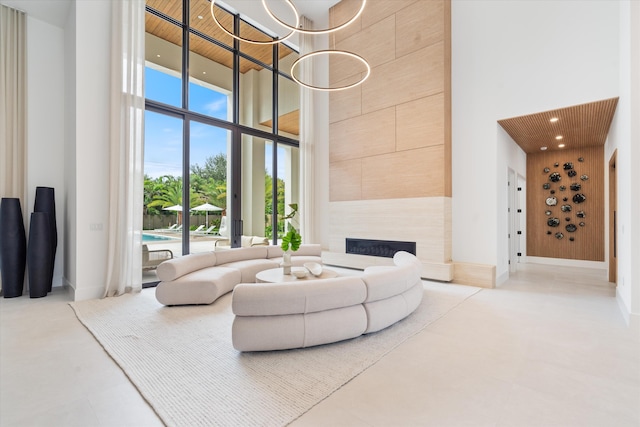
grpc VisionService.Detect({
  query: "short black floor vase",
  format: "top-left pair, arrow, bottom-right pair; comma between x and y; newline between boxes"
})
0,198 -> 27,298
27,212 -> 52,298
34,186 -> 57,292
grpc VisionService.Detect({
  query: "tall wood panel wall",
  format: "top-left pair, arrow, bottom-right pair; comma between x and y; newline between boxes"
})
325,0 -> 459,283
329,0 -> 450,201
526,146 -> 604,261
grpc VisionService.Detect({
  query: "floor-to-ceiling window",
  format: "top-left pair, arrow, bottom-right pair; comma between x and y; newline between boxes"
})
142,0 -> 300,283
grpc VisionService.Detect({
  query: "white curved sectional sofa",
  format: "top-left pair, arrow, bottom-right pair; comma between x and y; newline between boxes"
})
155,244 -> 323,306
232,251 -> 423,351
155,245 -> 424,352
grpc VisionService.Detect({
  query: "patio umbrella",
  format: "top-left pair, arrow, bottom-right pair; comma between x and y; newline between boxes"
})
163,204 -> 182,225
191,203 -> 223,226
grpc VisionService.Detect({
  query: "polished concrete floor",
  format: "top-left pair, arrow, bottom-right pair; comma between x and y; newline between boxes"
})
1,263 -> 638,426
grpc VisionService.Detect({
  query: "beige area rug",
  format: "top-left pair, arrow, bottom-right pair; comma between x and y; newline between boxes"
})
70,281 -> 481,427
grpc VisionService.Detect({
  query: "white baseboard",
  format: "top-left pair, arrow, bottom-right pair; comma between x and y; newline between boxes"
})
524,256 -> 606,270
616,290 -> 640,334
496,270 -> 509,286
64,278 -> 103,301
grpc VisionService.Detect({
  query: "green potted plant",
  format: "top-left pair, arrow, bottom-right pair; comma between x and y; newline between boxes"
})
280,203 -> 301,274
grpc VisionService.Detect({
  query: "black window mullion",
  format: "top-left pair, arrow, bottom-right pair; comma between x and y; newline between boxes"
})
272,42 -> 279,135
181,0 -> 190,254
271,43 -> 279,245
271,139 -> 279,245
230,14 -> 242,248
182,119 -> 191,255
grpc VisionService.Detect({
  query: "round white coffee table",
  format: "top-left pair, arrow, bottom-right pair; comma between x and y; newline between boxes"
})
255,267 -> 338,283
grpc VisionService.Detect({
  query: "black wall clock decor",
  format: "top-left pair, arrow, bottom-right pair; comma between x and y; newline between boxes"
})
573,193 -> 586,204
537,156 -> 592,245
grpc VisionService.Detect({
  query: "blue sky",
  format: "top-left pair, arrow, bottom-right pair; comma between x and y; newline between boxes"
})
144,67 -> 283,179
144,67 -> 229,178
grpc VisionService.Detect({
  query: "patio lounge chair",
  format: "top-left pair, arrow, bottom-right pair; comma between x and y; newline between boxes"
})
191,225 -> 205,234
195,225 -> 216,234
214,235 -> 268,249
155,223 -> 178,232
142,244 -> 173,271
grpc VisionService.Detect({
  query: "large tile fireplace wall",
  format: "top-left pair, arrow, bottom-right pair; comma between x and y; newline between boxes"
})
326,0 -> 457,282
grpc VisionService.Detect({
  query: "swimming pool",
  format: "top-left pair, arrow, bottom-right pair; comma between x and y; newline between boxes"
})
143,233 -> 179,242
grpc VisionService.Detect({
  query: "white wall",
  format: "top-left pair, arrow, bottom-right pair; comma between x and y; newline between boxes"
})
307,23 -> 330,249
606,0 -> 640,330
25,15 -> 65,287
63,1 -> 76,291
496,125 -> 526,283
451,0 -> 620,282
630,0 -> 640,330
68,0 -> 111,300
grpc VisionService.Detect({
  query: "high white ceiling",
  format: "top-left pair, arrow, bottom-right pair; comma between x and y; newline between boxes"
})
1,0 -> 72,28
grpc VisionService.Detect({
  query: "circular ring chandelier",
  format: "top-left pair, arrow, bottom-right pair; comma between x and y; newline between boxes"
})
261,0 -> 367,35
210,0 -> 300,45
291,50 -> 371,92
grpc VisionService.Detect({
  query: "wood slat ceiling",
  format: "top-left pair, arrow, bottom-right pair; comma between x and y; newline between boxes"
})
261,110 -> 300,136
497,98 -> 619,154
145,0 -> 296,74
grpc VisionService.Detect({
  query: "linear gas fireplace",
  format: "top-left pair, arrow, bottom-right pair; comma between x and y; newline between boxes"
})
346,238 -> 416,258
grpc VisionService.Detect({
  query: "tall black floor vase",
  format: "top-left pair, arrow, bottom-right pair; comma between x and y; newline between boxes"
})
34,186 -> 57,292
0,198 -> 27,298
27,212 -> 52,298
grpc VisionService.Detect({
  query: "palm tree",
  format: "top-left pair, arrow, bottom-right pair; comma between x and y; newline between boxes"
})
146,175 -> 183,210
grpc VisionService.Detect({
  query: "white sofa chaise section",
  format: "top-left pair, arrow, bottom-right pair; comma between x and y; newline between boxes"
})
231,251 -> 424,352
155,244 -> 322,306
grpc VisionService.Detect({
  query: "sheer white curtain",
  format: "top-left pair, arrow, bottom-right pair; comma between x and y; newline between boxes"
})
0,5 -> 27,294
299,16 -> 316,244
104,0 -> 145,297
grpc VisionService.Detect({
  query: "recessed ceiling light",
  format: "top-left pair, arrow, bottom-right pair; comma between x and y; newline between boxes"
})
156,54 -> 161,57
550,117 -> 559,122
555,135 -> 563,140
203,71 -> 207,74
540,146 -> 548,151
558,144 -> 565,148
198,15 -> 203,19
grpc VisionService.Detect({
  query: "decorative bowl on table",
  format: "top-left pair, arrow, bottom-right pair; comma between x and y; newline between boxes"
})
291,269 -> 307,279
303,262 -> 323,277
